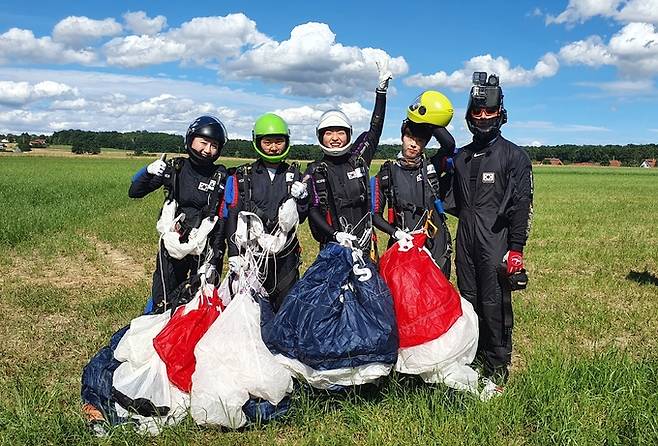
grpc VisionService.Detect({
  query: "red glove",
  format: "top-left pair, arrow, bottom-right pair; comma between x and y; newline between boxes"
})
506,250 -> 524,275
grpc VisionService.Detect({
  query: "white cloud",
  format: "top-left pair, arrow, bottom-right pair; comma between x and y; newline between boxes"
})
559,36 -> 616,66
0,28 -> 97,65
0,67 -> 303,134
168,13 -> 269,63
104,13 -> 269,68
52,16 -> 123,47
546,0 -> 621,25
616,0 -> 658,23
546,0 -> 658,25
509,120 -> 610,132
559,22 -> 658,75
50,98 -> 88,110
0,80 -> 77,105
273,101 -> 372,143
104,35 -> 186,68
123,11 -> 167,35
224,22 -> 408,98
576,79 -> 654,94
404,53 -> 559,91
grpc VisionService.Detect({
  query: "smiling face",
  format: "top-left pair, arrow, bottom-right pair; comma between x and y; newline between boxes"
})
321,127 -> 349,149
401,128 -> 428,160
190,136 -> 220,159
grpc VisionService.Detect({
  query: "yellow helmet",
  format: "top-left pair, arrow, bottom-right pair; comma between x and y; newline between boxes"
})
407,90 -> 454,127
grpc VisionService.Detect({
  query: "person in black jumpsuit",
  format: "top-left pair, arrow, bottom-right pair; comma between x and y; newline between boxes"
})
306,65 -> 392,255
128,116 -> 230,310
224,113 -> 309,312
445,73 -> 533,384
372,120 -> 455,277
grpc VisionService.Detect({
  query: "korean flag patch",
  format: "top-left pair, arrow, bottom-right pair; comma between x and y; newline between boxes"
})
482,172 -> 495,184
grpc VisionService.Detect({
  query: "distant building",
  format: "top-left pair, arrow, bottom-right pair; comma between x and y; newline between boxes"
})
29,138 -> 48,148
542,158 -> 563,166
640,159 -> 656,168
609,160 -> 622,167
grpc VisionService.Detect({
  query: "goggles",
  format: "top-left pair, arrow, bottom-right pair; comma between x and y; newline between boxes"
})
470,107 -> 500,119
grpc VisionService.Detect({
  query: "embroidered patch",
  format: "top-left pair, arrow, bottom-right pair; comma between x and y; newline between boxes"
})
426,164 -> 436,174
482,172 -> 495,184
286,172 -> 295,182
416,173 -> 423,182
198,181 -> 214,191
347,168 -> 364,180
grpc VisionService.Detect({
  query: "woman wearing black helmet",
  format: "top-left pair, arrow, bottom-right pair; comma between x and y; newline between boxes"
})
372,91 -> 456,277
128,116 -> 231,310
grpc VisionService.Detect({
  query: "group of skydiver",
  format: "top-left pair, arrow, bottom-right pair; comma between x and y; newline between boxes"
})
83,66 -> 533,429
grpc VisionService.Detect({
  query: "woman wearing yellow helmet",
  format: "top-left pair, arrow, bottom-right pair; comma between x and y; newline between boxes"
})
372,90 -> 456,277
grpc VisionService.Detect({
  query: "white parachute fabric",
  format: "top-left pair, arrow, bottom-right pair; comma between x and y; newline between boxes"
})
277,198 -> 299,234
235,211 -> 288,254
274,355 -> 392,390
395,298 -> 480,393
112,311 -> 190,431
161,216 -> 218,260
190,271 -> 293,428
155,199 -> 177,236
114,385 -> 189,436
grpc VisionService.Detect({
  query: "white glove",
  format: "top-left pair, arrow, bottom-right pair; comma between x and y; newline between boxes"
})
228,256 -> 243,273
394,229 -> 413,242
376,60 -> 393,92
147,159 -> 167,177
334,231 -> 357,247
197,263 -> 217,281
290,181 -> 308,200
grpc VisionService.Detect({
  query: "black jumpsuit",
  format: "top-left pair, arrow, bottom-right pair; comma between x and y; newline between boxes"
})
372,127 -> 455,277
128,158 -> 228,308
445,135 -> 533,380
306,90 -> 386,253
224,159 -> 309,312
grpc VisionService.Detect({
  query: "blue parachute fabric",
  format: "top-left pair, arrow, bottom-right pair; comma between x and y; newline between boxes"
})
262,243 -> 398,370
242,396 -> 291,425
81,325 -> 129,425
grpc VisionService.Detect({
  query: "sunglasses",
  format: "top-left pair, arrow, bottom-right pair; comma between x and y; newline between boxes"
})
470,107 -> 500,119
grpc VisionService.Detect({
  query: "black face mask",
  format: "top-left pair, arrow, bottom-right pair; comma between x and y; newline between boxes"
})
467,116 -> 500,144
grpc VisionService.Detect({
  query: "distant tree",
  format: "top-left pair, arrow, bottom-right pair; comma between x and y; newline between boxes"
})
17,133 -> 31,152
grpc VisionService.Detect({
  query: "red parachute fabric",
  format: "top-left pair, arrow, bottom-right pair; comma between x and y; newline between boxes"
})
153,287 -> 224,392
379,232 -> 462,348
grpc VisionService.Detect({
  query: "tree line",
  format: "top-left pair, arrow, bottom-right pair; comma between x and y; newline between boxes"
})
5,131 -> 658,165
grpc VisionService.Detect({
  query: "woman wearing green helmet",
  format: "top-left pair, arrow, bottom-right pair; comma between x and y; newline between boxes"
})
224,113 -> 309,312
372,90 -> 456,277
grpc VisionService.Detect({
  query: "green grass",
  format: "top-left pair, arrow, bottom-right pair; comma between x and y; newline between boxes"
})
0,158 -> 656,445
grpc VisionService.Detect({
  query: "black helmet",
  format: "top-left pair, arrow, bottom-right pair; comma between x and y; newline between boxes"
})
185,116 -> 228,165
400,118 -> 434,143
466,72 -> 507,143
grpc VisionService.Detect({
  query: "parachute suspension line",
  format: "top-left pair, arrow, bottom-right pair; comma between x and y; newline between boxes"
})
157,236 -> 168,312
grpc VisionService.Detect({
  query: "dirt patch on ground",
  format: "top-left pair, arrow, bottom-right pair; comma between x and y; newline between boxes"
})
4,234 -> 148,291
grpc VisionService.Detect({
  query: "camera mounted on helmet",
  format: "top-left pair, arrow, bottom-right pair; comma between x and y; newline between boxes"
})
466,72 -> 507,142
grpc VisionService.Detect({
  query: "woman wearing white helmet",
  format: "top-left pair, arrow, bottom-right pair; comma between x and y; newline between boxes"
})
306,63 -> 392,254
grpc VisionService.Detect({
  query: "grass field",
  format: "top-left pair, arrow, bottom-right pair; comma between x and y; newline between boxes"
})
0,156 -> 656,445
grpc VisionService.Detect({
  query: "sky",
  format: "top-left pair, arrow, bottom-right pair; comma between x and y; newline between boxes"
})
1,0 -> 657,148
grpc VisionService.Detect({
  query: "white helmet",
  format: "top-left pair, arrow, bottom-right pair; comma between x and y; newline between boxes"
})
316,109 -> 353,156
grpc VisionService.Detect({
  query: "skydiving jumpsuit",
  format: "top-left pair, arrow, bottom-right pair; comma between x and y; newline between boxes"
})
372,126 -> 455,277
129,158 -> 229,309
306,89 -> 386,254
445,135 -> 533,380
224,159 -> 309,312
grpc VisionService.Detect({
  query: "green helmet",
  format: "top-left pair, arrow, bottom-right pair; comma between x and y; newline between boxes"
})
252,113 -> 291,163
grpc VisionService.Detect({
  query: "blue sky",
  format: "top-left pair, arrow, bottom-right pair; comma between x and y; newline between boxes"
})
1,0 -> 657,147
